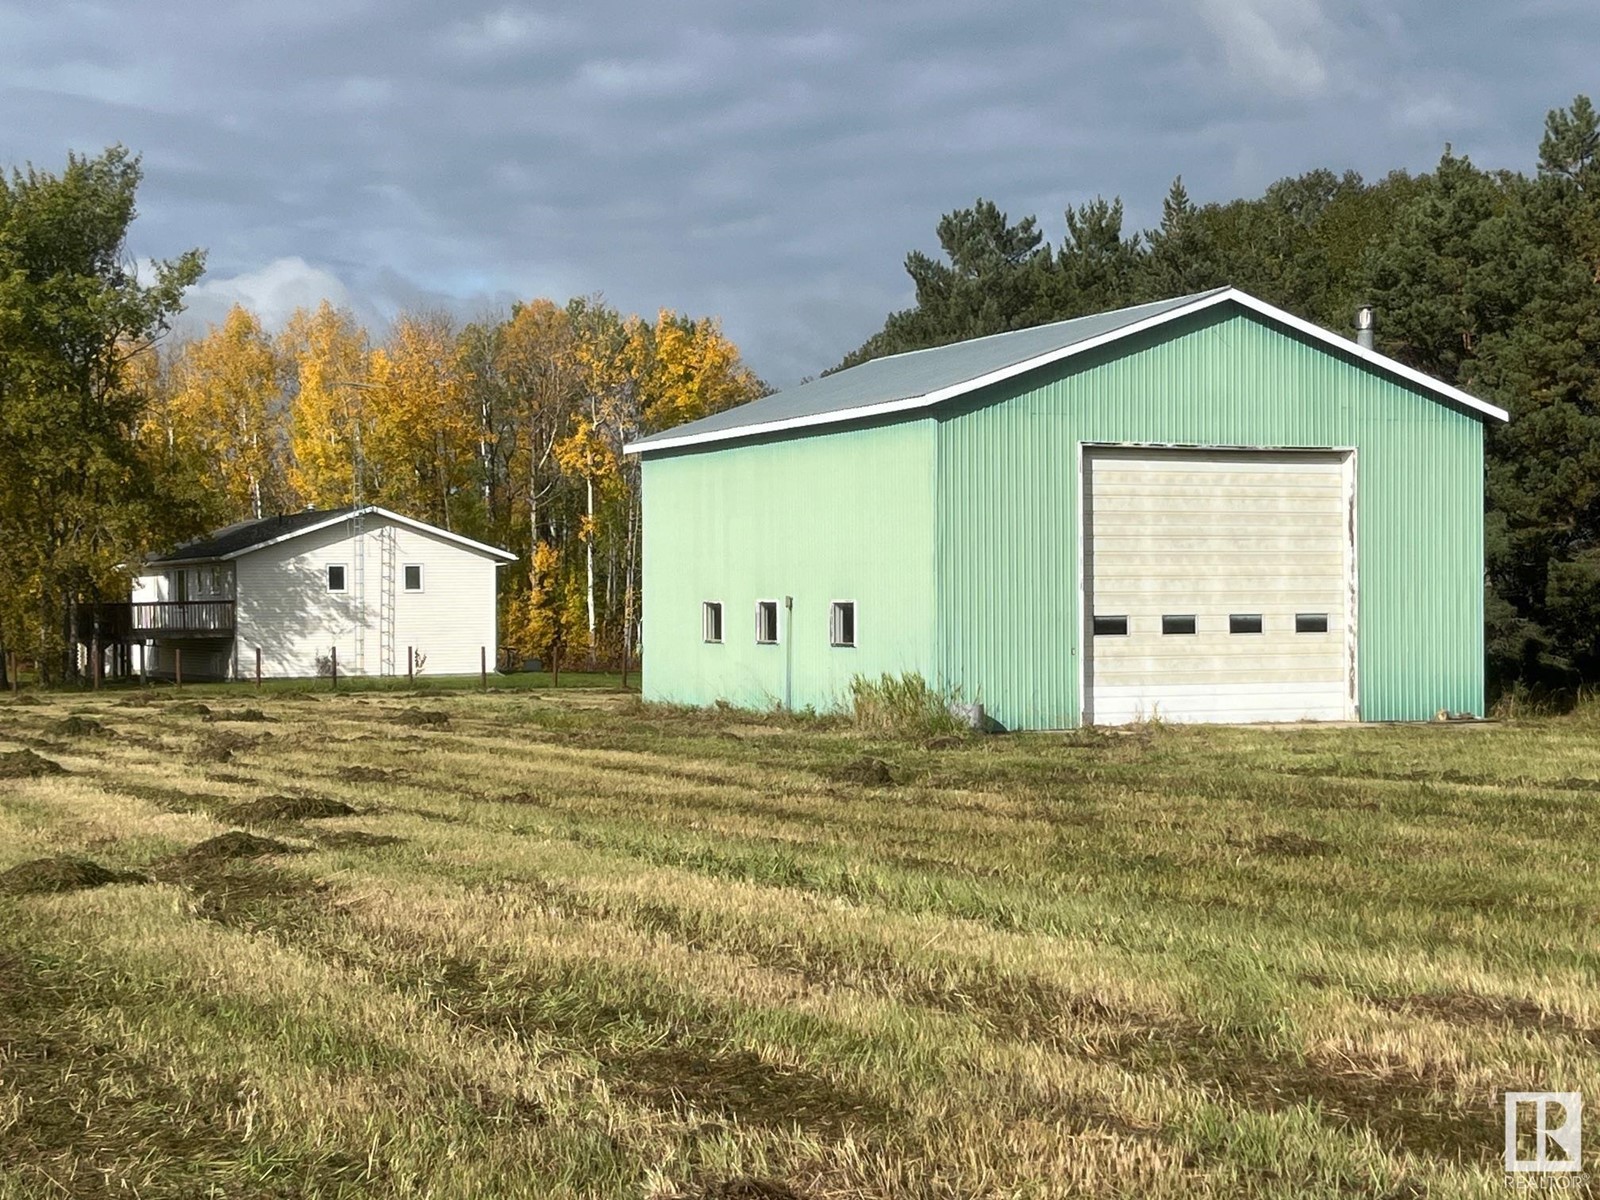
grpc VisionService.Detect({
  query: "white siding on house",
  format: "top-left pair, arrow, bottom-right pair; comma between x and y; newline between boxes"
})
233,514 -> 502,678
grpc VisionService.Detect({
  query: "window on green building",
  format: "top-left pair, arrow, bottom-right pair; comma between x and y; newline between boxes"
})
830,601 -> 856,647
755,600 -> 779,644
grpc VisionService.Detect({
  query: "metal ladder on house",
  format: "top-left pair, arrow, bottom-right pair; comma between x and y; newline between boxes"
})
351,507 -> 366,674
377,525 -> 397,676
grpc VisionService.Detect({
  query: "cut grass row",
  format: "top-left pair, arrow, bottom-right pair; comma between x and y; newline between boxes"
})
0,689 -> 1595,1197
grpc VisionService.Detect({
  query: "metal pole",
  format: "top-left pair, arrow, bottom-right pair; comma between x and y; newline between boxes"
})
255,646 -> 262,689
8,652 -> 16,697
331,646 -> 338,691
407,646 -> 413,684
91,632 -> 101,690
140,644 -> 147,689
783,595 -> 794,711
175,647 -> 183,691
481,646 -> 487,692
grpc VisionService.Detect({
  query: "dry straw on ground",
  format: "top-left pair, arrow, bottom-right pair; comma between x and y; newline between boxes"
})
0,684 -> 1595,1198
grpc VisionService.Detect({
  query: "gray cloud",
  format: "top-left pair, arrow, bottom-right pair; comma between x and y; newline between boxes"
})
3,0 -> 1596,385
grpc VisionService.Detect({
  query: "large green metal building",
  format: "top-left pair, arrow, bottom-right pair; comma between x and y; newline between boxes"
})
625,288 -> 1508,729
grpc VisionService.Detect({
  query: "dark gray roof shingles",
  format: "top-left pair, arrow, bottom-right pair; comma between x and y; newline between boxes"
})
147,507 -> 354,564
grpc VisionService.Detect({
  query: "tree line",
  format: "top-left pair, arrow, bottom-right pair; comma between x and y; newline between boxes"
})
840,95 -> 1600,696
0,148 -> 765,682
4,95 -> 1596,692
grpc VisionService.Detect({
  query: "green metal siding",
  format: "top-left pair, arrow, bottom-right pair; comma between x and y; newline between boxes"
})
934,307 -> 1486,729
640,419 -> 937,712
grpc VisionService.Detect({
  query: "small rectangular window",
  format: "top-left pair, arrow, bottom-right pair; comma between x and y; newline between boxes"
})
1296,613 -> 1329,634
403,564 -> 424,592
755,600 -> 779,644
1229,614 -> 1263,635
1162,614 -> 1196,635
830,601 -> 856,647
1092,615 -> 1128,636
702,601 -> 723,643
327,564 -> 347,593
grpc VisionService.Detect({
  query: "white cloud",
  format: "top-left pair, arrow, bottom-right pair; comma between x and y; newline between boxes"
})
1195,0 -> 1331,98
448,6 -> 572,56
178,257 -> 353,333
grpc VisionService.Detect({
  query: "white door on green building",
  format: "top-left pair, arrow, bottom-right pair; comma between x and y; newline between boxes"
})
1082,447 -> 1356,725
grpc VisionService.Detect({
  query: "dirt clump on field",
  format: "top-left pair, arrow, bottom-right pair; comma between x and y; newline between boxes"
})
1249,831 -> 1332,858
0,856 -> 145,896
178,831 -> 297,862
204,707 -> 273,723
0,749 -> 66,778
315,830 -> 406,849
702,1181 -> 809,1200
51,715 -> 108,737
165,700 -> 213,716
393,707 -> 450,728
337,765 -> 407,784
188,729 -> 264,765
833,756 -> 895,786
1368,990 -> 1598,1042
228,794 -> 356,822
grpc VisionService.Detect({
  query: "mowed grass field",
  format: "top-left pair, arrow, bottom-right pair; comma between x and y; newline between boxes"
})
0,687 -> 1595,1199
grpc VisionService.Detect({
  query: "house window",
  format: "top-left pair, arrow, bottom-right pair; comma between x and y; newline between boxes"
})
403,564 -> 424,592
1296,613 -> 1330,634
1229,614 -> 1264,635
830,601 -> 856,647
1092,615 -> 1128,636
1162,614 -> 1197,635
327,564 -> 347,593
702,601 -> 723,643
755,600 -> 779,644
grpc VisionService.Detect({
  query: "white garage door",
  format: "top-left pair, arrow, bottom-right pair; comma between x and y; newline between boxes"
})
1083,448 -> 1355,725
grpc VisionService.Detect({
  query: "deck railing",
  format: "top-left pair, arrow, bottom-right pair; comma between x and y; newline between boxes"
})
79,600 -> 236,641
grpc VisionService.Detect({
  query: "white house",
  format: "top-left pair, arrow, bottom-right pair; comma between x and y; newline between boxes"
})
124,506 -> 515,681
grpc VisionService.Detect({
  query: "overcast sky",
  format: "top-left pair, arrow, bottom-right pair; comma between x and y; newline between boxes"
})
2,0 -> 1596,386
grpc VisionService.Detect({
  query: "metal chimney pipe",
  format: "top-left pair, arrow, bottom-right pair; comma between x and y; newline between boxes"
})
1355,305 -> 1375,351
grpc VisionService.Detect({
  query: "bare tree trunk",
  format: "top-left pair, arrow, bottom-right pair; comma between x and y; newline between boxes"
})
622,491 -> 639,682
584,473 -> 596,661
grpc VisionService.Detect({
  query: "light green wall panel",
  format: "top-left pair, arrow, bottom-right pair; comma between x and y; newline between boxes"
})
934,307 -> 1486,729
640,418 -> 937,712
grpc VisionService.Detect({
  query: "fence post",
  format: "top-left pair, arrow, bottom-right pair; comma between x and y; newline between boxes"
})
139,644 -> 147,689
175,648 -> 183,691
331,646 -> 338,691
8,652 -> 16,697
407,646 -> 413,684
255,646 -> 262,690
91,633 -> 101,690
481,646 -> 487,692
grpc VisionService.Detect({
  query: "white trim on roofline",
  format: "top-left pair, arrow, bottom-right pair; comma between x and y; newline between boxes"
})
623,288 -> 1508,455
219,506 -> 517,563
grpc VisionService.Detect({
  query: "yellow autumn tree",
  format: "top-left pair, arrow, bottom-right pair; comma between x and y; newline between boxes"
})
496,298 -> 582,581
643,311 -> 765,432
167,305 -> 285,520
366,311 -> 476,528
282,301 -> 371,508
